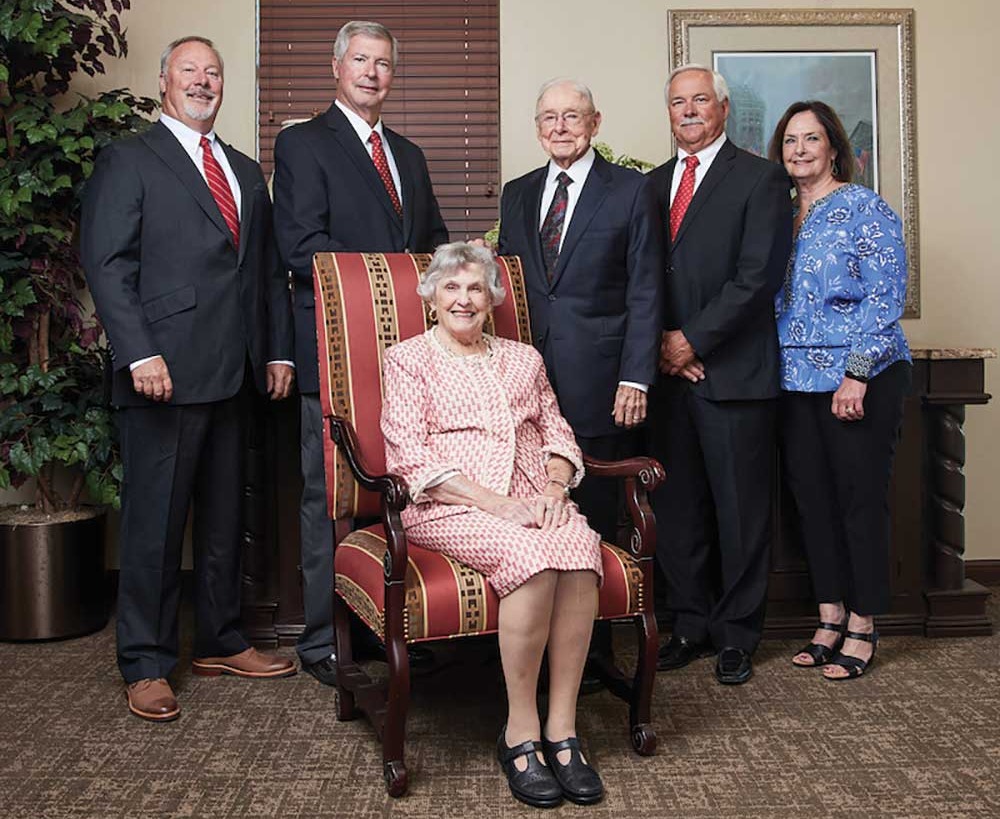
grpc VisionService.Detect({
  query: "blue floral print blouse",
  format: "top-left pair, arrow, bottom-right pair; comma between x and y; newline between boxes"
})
775,183 -> 911,393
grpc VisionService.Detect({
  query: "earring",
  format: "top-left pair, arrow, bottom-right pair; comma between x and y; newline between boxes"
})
428,305 -> 437,322
831,158 -> 840,178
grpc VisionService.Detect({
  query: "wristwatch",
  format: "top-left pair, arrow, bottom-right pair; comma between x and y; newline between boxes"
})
546,478 -> 571,499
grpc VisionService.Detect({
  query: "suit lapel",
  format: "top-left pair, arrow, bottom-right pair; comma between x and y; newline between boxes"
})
672,140 -> 736,249
521,166 -> 549,290
325,104 -> 403,231
143,121 -> 232,246
550,154 -> 611,289
220,140 -> 256,263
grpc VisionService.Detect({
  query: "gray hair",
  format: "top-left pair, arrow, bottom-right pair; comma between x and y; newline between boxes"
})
333,21 -> 399,67
535,78 -> 596,117
159,36 -> 224,77
416,242 -> 506,307
664,63 -> 730,104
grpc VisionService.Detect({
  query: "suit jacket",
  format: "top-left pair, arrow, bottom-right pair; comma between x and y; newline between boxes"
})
497,153 -> 663,438
272,103 -> 449,392
80,121 -> 293,407
647,139 -> 792,401
381,332 -> 584,529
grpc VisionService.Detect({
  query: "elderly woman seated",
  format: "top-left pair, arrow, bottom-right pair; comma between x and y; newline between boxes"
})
380,241 -> 604,809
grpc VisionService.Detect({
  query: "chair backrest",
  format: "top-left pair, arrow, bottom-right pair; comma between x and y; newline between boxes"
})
312,252 -> 532,519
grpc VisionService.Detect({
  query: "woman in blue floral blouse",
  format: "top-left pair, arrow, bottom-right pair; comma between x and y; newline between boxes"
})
767,101 -> 911,680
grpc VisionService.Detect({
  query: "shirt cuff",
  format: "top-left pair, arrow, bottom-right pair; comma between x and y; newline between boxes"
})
267,360 -> 295,367
129,355 -> 160,372
618,380 -> 649,393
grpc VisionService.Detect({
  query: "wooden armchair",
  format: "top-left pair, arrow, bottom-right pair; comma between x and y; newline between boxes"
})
312,252 -> 664,796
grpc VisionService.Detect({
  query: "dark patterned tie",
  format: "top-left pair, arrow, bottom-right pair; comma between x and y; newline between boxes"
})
669,154 -> 699,240
369,130 -> 403,217
540,171 -> 572,280
200,136 -> 240,247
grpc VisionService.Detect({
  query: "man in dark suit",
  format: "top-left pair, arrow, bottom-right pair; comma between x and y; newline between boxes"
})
646,65 -> 792,685
81,36 -> 296,722
497,80 -> 662,679
272,21 -> 448,686
498,79 -> 662,544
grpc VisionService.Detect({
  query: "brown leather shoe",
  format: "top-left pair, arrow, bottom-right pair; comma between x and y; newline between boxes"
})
126,678 -> 180,722
191,647 -> 296,679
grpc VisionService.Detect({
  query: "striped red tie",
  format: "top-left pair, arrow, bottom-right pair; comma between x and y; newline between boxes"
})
200,136 -> 240,247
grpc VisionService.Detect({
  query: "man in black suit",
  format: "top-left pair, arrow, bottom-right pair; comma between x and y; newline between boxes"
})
272,21 -> 448,686
81,36 -> 296,722
497,80 -> 662,681
646,65 -> 792,685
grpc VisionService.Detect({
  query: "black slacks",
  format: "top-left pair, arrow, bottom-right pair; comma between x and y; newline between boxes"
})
648,379 -> 776,653
116,389 -> 250,683
779,361 -> 911,616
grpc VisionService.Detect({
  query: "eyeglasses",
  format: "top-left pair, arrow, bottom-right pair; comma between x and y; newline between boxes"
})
535,110 -> 592,130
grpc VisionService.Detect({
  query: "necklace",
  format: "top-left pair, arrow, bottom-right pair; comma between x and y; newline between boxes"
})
430,327 -> 494,361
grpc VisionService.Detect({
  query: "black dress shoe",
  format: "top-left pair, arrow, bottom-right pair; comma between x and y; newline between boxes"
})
302,655 -> 338,686
715,647 -> 753,685
657,635 -> 713,671
497,727 -> 563,809
542,736 -> 604,805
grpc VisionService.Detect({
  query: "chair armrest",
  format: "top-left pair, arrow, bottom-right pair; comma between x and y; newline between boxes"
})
582,454 -> 665,561
328,415 -> 410,584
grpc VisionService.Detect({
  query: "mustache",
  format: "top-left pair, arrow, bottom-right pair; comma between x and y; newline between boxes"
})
679,117 -> 705,126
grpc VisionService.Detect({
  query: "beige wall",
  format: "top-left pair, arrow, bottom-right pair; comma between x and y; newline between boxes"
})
67,1 -> 998,559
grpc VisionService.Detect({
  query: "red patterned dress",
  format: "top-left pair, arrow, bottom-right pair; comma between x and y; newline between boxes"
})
381,330 -> 602,597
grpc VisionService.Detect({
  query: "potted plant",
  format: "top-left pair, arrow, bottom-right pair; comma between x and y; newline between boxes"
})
0,0 -> 156,639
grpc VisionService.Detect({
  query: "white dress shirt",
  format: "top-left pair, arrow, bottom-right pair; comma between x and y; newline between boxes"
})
335,99 -> 403,207
537,147 -> 646,394
669,131 -> 727,206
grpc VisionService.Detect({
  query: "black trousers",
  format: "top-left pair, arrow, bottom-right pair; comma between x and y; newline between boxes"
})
779,361 -> 911,616
648,379 -> 776,653
116,389 -> 250,683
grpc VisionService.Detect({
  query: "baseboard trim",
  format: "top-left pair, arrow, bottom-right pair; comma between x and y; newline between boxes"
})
967,559 -> 1000,587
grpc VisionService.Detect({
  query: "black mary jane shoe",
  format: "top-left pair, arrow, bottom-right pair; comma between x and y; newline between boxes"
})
541,735 -> 604,805
497,728 -> 563,809
791,617 -> 848,668
824,630 -> 879,681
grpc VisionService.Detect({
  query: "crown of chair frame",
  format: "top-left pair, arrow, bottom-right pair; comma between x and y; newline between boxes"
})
312,251 -> 664,797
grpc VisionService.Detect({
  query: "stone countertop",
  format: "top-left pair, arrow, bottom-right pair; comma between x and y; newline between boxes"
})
910,347 -> 997,360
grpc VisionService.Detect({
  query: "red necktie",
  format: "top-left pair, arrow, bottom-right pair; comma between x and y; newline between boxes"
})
669,154 -> 700,240
200,136 -> 240,247
369,130 -> 403,217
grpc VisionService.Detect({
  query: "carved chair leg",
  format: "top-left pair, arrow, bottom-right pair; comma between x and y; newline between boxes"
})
630,611 -> 658,756
382,631 -> 412,797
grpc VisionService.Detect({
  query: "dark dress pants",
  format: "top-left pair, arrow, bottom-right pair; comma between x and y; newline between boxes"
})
649,378 -> 776,653
116,390 -> 250,684
297,393 -> 336,665
779,361 -> 911,615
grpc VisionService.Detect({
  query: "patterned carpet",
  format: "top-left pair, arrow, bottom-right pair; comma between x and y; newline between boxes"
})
2,592 -> 999,819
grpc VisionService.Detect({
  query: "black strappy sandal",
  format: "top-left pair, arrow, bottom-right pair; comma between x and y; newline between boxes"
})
824,630 -> 879,680
791,616 -> 848,667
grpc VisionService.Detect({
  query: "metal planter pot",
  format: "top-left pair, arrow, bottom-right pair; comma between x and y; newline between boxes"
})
0,510 -> 109,641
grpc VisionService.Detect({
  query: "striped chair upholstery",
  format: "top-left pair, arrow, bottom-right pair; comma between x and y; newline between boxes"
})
312,252 -> 648,642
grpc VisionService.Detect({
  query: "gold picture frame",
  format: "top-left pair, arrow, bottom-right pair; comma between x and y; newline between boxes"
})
669,8 -> 919,317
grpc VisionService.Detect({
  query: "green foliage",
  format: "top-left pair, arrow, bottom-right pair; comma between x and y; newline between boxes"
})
0,0 -> 157,510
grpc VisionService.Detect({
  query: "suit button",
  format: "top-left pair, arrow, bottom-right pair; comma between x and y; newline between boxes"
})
548,294 -> 556,301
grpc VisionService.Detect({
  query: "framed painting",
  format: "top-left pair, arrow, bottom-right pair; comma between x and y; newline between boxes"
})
669,9 -> 919,317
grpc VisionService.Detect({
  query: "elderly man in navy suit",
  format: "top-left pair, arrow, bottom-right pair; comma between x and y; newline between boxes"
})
497,79 -> 663,680
82,36 -> 296,722
272,21 -> 448,687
